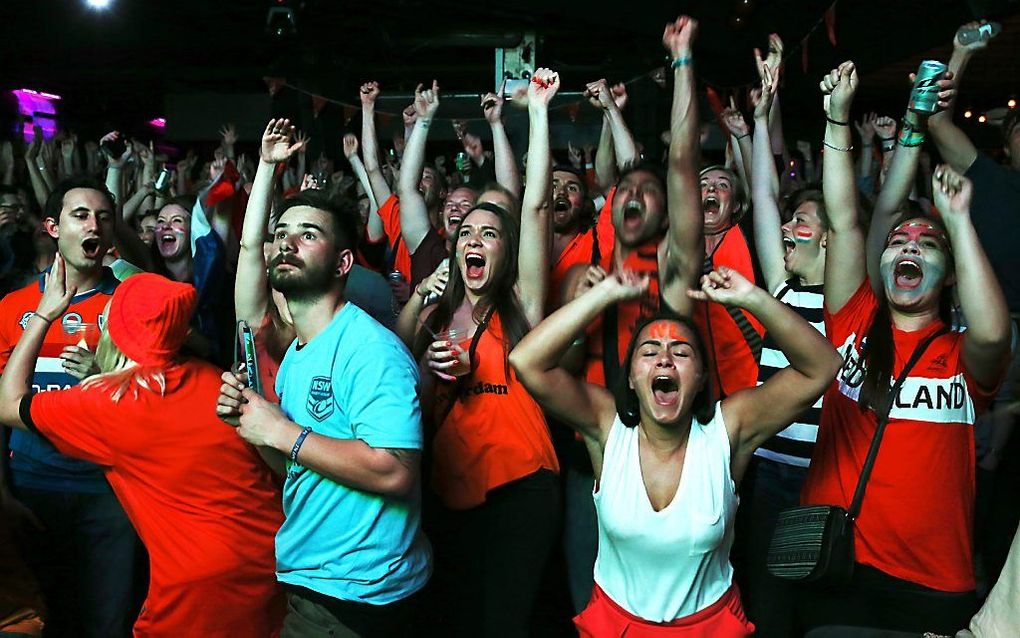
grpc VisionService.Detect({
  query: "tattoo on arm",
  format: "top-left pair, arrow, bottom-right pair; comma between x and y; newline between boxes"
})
383,448 -> 420,471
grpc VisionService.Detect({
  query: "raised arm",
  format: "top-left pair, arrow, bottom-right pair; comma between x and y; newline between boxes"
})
867,73 -> 957,290
510,273 -> 644,466
693,268 -> 841,468
928,23 -> 998,173
585,80 -> 637,170
236,119 -> 305,327
820,62 -> 866,313
23,132 -> 51,209
749,64 -> 786,293
0,256 -> 76,429
359,81 -> 393,205
396,81 -> 440,254
934,166 -> 1010,388
721,98 -> 753,192
660,16 -> 704,319
481,80 -> 522,196
593,116 -> 617,193
342,133 -> 384,243
516,68 -> 557,326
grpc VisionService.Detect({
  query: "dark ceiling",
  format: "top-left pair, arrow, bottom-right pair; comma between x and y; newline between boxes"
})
2,0 -> 1018,150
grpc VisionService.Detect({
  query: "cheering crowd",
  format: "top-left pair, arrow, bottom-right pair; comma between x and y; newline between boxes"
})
1,14 -> 1019,638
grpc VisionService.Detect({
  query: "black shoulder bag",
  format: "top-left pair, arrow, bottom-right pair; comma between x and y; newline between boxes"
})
766,326 -> 948,586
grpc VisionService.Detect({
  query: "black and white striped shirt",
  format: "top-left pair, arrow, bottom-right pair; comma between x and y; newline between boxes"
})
754,279 -> 826,467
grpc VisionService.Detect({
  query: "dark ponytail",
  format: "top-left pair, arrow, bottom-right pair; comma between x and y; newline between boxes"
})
858,298 -> 894,411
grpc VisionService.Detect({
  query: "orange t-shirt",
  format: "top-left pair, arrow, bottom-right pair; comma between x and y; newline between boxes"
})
377,194 -> 413,282
26,361 -> 285,636
694,225 -> 763,399
584,237 -> 662,388
801,281 -> 997,592
549,188 -> 616,309
431,314 -> 560,509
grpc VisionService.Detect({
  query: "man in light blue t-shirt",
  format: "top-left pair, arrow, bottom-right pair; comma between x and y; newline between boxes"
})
218,185 -> 430,637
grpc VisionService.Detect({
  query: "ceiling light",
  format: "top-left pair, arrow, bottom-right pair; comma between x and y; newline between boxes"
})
86,0 -> 112,9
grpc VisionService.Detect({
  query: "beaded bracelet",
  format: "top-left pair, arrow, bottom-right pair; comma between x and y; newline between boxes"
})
671,56 -> 692,69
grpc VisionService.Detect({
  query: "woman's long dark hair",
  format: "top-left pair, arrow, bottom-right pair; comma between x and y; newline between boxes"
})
858,213 -> 955,411
412,203 -> 531,378
615,312 -> 715,427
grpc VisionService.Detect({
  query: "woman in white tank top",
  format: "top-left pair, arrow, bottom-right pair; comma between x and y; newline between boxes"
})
510,266 -> 841,636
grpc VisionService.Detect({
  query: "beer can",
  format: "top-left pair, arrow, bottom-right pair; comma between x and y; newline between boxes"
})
908,60 -> 948,114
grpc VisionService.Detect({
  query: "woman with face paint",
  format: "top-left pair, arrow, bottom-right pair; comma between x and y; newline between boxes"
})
510,265 -> 840,637
798,61 -> 1011,634
399,68 -> 558,635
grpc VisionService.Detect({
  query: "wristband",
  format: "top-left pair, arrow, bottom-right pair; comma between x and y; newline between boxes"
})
671,56 -> 692,69
735,133 -> 751,140
584,163 -> 594,169
826,115 -> 849,126
881,140 -> 896,152
823,140 -> 853,153
290,427 -> 313,462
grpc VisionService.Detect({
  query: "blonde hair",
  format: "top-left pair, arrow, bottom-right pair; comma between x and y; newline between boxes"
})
82,328 -> 168,402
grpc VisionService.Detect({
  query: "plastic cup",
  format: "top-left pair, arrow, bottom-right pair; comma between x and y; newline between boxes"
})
61,322 -> 100,350
433,328 -> 471,377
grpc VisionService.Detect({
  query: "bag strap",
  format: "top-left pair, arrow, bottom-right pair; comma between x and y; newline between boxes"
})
846,325 -> 950,521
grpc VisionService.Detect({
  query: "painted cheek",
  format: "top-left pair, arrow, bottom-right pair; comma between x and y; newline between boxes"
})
794,225 -> 813,243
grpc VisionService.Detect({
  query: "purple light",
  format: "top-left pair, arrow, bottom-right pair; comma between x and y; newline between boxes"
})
148,117 -> 167,129
12,89 -> 60,142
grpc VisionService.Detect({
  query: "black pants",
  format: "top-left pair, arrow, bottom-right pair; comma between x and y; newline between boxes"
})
427,469 -> 561,637
12,486 -> 140,638
280,585 -> 418,638
733,457 -> 808,637
797,563 -> 978,635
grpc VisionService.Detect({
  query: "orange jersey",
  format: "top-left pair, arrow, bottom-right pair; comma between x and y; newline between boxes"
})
431,313 -> 559,509
377,194 -> 413,282
584,238 -> 662,388
694,225 -> 763,399
549,188 -> 616,309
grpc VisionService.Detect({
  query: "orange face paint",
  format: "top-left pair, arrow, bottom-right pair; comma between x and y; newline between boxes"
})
647,320 -> 688,345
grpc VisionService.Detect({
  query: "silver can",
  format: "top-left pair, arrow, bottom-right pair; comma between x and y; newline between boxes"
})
908,60 -> 947,114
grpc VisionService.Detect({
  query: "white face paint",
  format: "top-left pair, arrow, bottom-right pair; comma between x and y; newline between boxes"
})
880,219 -> 950,312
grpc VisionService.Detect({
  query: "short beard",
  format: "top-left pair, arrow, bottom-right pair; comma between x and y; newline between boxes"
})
269,262 -> 335,303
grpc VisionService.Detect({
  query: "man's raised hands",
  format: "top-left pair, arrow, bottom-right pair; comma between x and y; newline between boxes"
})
528,68 -> 560,107
662,15 -> 698,59
260,119 -> 306,164
820,61 -> 859,122
414,80 -> 440,120
360,81 -> 380,107
481,80 -> 506,124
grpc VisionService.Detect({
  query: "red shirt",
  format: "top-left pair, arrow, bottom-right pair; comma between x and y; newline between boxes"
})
801,281 -> 995,592
27,361 -> 284,636
694,225 -> 763,399
549,188 -> 616,309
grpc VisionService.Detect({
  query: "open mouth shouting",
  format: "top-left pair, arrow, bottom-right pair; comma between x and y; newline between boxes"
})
464,251 -> 487,280
622,199 -> 645,231
651,374 -> 680,406
81,236 -> 102,260
782,234 -> 796,256
703,195 -> 720,218
893,257 -> 923,289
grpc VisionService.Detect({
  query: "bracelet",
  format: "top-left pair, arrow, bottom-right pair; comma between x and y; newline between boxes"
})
823,140 -> 854,152
735,133 -> 751,140
826,115 -> 849,126
671,56 -> 692,69
290,427 -> 313,462
878,136 -> 894,142
584,163 -> 594,169
898,128 -> 926,148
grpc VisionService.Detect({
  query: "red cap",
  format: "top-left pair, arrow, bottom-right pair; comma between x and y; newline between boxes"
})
106,274 -> 197,366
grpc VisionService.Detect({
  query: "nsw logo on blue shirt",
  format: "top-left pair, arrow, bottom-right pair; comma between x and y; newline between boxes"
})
307,376 -> 335,422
